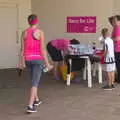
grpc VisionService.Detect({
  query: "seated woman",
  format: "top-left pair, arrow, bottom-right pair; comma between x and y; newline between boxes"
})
47,38 -> 80,80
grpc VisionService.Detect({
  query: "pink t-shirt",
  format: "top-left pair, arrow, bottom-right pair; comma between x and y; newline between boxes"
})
23,28 -> 44,60
51,39 -> 70,50
112,26 -> 120,52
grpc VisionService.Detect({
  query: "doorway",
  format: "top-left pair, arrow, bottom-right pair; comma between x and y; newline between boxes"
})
0,5 -> 18,68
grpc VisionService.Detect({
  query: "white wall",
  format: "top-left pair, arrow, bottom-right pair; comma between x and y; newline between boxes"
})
0,0 -> 31,43
113,0 -> 120,15
17,0 -> 31,49
32,0 -> 113,46
0,0 -> 31,68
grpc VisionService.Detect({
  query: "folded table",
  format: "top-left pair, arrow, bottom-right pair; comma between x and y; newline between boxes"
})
66,54 -> 102,88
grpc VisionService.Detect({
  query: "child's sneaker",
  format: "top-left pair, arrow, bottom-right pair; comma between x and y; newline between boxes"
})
26,106 -> 37,113
102,85 -> 112,90
33,100 -> 42,106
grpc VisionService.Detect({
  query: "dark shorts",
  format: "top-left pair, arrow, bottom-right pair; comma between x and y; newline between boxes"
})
47,42 -> 63,61
25,60 -> 44,87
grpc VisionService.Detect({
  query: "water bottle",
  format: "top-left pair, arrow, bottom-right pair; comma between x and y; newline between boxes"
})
92,42 -> 96,54
43,65 -> 53,73
43,67 -> 49,72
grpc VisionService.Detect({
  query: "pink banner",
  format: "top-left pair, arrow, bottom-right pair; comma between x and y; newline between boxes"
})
67,16 -> 96,33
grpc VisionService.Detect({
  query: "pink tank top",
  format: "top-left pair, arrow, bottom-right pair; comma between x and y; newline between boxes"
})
23,27 -> 44,61
51,39 -> 70,50
112,26 -> 120,52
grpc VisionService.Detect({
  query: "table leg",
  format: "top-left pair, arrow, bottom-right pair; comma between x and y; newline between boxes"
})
83,60 -> 87,80
98,63 -> 102,84
93,62 -> 97,77
67,59 -> 72,86
87,57 -> 92,88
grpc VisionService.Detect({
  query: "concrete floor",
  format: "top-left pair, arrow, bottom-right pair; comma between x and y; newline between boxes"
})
0,69 -> 120,120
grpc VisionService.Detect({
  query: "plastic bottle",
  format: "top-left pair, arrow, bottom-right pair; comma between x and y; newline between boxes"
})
92,42 -> 96,54
43,67 -> 49,72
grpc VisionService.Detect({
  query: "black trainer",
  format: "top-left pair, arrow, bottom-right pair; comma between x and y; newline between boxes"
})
111,84 -> 115,89
33,100 -> 42,106
102,85 -> 112,90
26,106 -> 37,113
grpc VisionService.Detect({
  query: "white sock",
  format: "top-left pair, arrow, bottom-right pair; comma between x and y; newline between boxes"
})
28,105 -> 33,108
35,98 -> 39,101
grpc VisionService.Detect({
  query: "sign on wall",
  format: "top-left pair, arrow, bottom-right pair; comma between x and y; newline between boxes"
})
67,16 -> 96,33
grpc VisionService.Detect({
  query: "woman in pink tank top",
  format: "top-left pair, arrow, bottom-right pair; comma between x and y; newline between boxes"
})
111,15 -> 120,83
19,14 -> 53,113
47,39 -> 80,80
